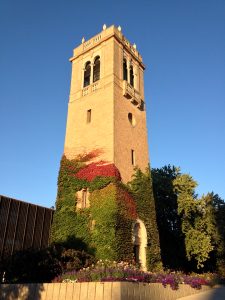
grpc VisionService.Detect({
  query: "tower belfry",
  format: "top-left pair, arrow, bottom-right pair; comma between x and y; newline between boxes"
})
64,25 -> 149,183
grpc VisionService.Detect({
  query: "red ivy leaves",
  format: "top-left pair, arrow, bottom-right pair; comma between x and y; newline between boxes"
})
74,161 -> 121,182
117,188 -> 137,219
76,149 -> 103,162
123,191 -> 137,219
60,155 -> 81,175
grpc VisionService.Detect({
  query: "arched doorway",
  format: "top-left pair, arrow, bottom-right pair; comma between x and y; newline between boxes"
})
132,219 -> 147,271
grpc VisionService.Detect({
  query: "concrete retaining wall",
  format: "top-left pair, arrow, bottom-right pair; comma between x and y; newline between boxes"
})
0,282 -> 212,300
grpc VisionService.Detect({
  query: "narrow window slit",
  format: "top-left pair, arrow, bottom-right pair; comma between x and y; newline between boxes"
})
87,109 -> 92,123
131,149 -> 135,166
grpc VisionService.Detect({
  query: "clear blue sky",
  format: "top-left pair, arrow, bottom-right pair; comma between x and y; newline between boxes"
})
0,0 -> 225,207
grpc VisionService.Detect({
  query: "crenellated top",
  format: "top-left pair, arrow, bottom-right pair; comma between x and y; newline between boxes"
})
69,25 -> 144,68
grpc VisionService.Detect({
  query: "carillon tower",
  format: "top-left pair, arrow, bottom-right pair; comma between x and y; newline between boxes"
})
64,25 -> 149,183
52,25 -> 162,270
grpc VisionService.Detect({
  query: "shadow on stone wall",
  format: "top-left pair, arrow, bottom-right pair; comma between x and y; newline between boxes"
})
0,283 -> 44,300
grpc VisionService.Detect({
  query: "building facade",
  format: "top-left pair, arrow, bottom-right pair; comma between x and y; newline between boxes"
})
0,195 -> 54,260
64,25 -> 149,183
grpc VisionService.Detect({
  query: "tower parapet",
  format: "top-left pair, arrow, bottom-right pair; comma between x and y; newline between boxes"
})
70,25 -> 144,65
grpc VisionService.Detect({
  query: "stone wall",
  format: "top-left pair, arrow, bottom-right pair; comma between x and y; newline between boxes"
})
0,282 -> 212,300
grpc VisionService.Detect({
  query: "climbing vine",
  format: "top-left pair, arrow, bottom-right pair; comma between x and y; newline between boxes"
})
51,152 -> 162,270
128,166 -> 162,271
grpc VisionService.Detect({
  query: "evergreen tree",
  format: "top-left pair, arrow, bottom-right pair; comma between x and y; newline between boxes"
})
152,165 -> 187,270
209,193 -> 225,276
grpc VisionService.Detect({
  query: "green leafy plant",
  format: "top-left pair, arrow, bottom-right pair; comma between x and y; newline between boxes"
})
128,166 -> 162,271
51,152 -> 163,271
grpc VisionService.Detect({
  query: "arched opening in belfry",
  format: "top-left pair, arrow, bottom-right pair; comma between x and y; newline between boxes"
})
130,65 -> 134,87
132,219 -> 147,271
83,61 -> 91,87
93,56 -> 100,82
123,59 -> 128,81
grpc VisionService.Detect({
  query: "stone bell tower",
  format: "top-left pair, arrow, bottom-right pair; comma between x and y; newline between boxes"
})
64,25 -> 149,183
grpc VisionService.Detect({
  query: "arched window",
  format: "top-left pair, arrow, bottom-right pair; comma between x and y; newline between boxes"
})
93,56 -> 100,82
128,113 -> 136,127
132,219 -> 147,271
83,61 -> 91,87
133,223 -> 141,264
82,189 -> 87,208
130,65 -> 134,87
76,188 -> 90,210
123,59 -> 128,81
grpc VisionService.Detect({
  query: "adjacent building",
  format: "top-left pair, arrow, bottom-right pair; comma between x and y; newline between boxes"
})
0,195 -> 54,260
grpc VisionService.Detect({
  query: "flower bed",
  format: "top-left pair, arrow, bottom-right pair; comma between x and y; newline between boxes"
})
53,260 -> 217,290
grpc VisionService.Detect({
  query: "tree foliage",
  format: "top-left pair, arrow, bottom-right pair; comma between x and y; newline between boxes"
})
174,174 -> 216,269
152,165 -> 187,270
152,165 -> 225,273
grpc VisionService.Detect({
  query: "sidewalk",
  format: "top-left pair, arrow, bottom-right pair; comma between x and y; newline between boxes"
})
178,286 -> 225,300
